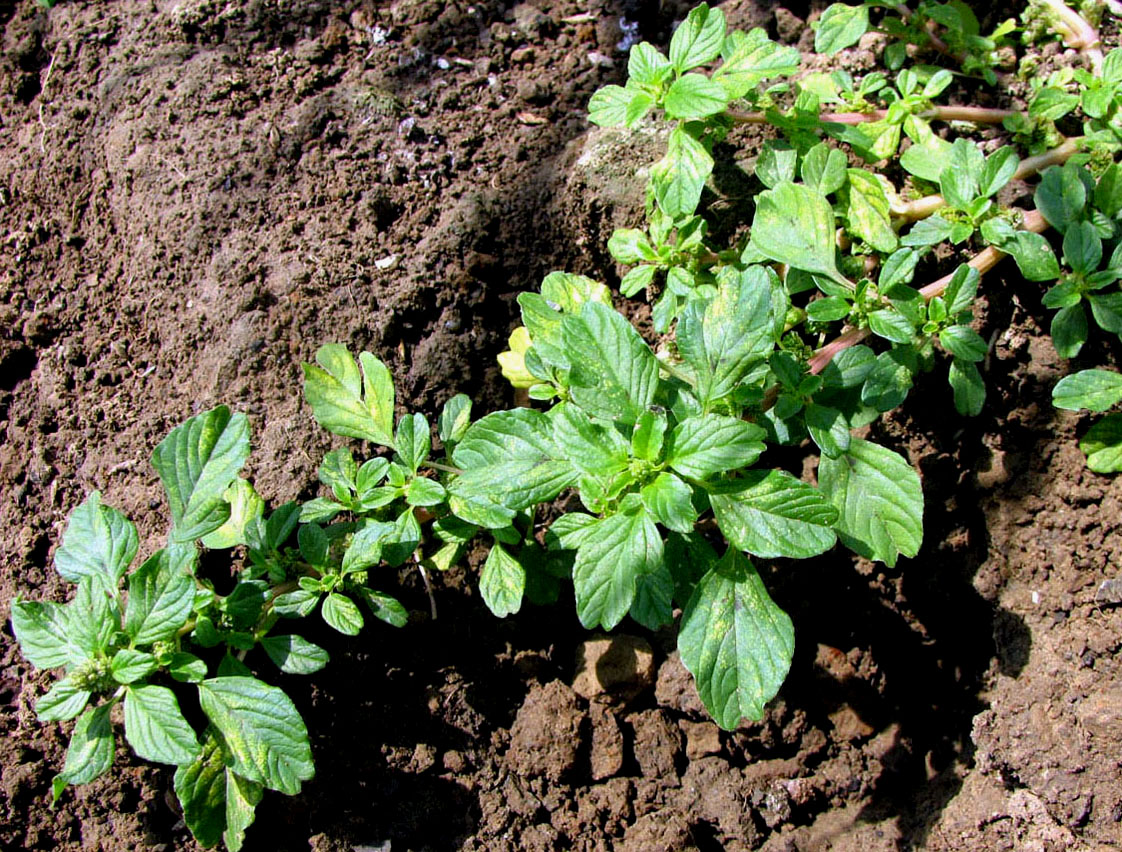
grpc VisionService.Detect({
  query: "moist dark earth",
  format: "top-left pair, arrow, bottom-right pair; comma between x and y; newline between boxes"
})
2,1 -> 1121,850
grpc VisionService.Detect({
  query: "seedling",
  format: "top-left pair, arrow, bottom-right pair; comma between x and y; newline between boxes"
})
11,2 -> 1122,849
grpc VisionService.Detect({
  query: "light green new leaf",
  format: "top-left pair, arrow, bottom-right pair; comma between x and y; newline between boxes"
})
260,634 -> 329,675
750,182 -> 848,289
357,588 -> 409,628
819,438 -> 923,567
814,4 -> 870,54
197,677 -> 314,795
640,472 -> 698,534
201,479 -> 265,550
451,409 -> 579,522
54,703 -> 114,799
939,139 -> 984,211
10,598 -> 74,669
801,143 -> 848,196
35,677 -> 91,722
1082,414 -> 1122,473
679,548 -> 794,729
979,147 -> 1019,198
124,547 -> 196,645
302,345 -> 396,447
669,3 -> 726,72
54,492 -> 138,584
667,415 -> 766,480
845,169 -> 897,253
651,126 -> 713,219
562,301 -> 658,425
340,520 -> 394,574
152,406 -> 251,543
664,73 -> 729,120
572,507 -> 663,630
588,85 -> 635,127
480,544 -> 526,618
1053,369 -> 1122,412
322,593 -> 364,636
709,472 -> 838,559
124,684 -> 200,765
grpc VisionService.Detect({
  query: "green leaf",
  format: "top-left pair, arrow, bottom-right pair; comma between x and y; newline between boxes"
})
1052,303 -> 1088,359
669,3 -> 726,72
1035,164 -> 1087,234
111,649 -> 159,684
631,408 -> 668,463
806,296 -> 850,323
322,593 -> 364,636
54,492 -> 138,584
588,85 -> 636,127
405,477 -> 446,507
805,403 -> 850,458
755,141 -> 797,189
1063,221 -> 1103,276
938,139 -> 984,211
814,3 -> 869,54
676,266 -> 778,406
451,409 -> 578,523
949,358 -> 986,416
630,548 -> 675,631
819,438 -> 923,568
35,677 -> 91,722
667,414 -> 766,480
900,133 -> 952,183
621,264 -> 657,298
201,479 -> 265,550
197,677 -> 314,795
260,634 -> 329,675
124,684 -> 200,765
640,472 -> 698,534
750,182 -> 847,289
608,229 -> 656,265
562,301 -> 658,425
868,309 -> 915,344
801,143 -> 848,196
679,548 -> 794,729
480,544 -> 526,618
845,169 -> 897,253
553,402 -> 630,476
125,547 -> 197,645
628,42 -> 673,85
1095,163 -> 1122,218
152,406 -> 251,543
979,147 -> 1019,198
356,588 -> 409,627
394,413 -> 430,474
174,729 -> 228,847
168,652 -> 208,683
709,472 -> 838,559
55,703 -> 114,796
438,394 -> 472,447
651,125 -> 714,219
10,599 -> 74,669
981,219 -> 1060,281
664,73 -> 729,120
1082,414 -> 1122,473
302,345 -> 396,447
713,29 -> 800,99
223,770 -> 263,852
68,574 -> 117,659
1053,369 -> 1122,411
1029,87 -> 1079,121
273,590 -> 320,619
571,506 -> 663,630
901,214 -> 956,248
939,326 -> 987,362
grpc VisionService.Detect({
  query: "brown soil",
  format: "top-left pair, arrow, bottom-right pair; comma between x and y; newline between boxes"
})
2,1 -> 1121,850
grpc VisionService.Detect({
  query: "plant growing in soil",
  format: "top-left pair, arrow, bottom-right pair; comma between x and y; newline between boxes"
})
11,1 -> 1122,849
